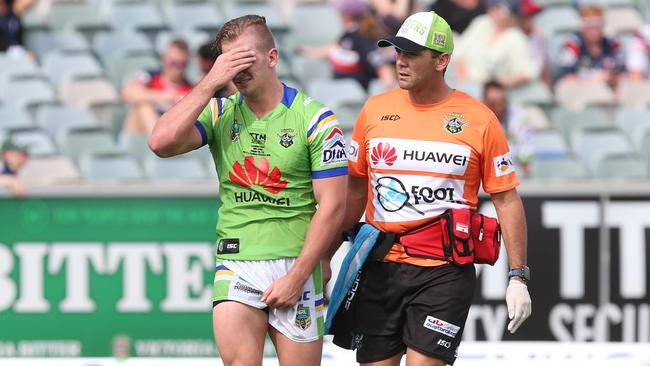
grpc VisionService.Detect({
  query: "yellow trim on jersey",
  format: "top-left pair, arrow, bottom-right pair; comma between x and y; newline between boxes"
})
307,115 -> 337,142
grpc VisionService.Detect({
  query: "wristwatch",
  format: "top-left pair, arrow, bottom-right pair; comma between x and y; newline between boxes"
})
508,265 -> 530,282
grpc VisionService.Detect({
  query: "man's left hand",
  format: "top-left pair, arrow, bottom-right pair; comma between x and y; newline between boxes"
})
262,274 -> 305,309
506,278 -> 532,334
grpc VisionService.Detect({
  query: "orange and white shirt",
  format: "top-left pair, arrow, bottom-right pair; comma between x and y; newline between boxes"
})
348,88 -> 519,266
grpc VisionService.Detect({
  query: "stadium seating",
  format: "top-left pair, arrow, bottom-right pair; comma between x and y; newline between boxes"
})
19,155 -> 80,184
0,105 -> 35,131
593,153 -> 649,179
26,30 -> 91,60
0,0 -> 647,185
616,107 -> 650,144
58,78 -> 120,109
554,79 -> 616,109
0,53 -> 40,81
530,129 -> 569,158
617,79 -> 650,109
604,6 -> 644,36
534,6 -> 581,37
46,2 -> 109,31
292,56 -> 332,88
155,30 -> 210,55
93,30 -> 154,65
42,52 -> 104,86
106,52 -> 160,88
60,127 -> 120,164
509,81 -> 554,106
80,152 -> 144,182
306,79 -> 367,111
551,106 -> 612,142
529,155 -> 590,180
288,3 -> 342,48
0,78 -> 57,108
110,2 -> 167,33
571,127 -> 634,172
165,2 -> 223,33
35,104 -> 99,144
10,128 -> 58,156
145,155 -> 207,181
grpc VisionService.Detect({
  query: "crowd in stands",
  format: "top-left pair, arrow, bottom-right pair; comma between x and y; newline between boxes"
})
2,0 -> 650,196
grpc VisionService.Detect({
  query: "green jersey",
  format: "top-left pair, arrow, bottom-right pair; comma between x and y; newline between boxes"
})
195,84 -> 348,260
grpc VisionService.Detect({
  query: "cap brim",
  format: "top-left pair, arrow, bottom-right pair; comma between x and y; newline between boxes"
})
377,37 -> 427,52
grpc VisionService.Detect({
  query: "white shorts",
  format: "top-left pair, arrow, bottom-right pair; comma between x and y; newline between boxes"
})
212,258 -> 325,342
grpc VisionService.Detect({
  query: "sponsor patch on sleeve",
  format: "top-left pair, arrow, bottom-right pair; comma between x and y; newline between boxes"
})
321,128 -> 347,166
348,140 -> 359,163
493,152 -> 515,177
423,316 -> 460,338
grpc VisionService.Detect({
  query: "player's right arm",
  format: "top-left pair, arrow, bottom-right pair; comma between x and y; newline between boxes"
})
149,47 -> 256,157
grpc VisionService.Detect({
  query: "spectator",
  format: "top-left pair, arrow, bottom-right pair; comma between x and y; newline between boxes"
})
0,0 -> 27,56
0,137 -> 28,196
370,0 -> 419,36
556,5 -> 624,88
519,0 -> 551,87
197,43 -> 237,98
483,80 -> 534,177
429,0 -> 486,34
453,0 -> 540,87
625,23 -> 650,81
121,39 -> 193,136
297,0 -> 396,91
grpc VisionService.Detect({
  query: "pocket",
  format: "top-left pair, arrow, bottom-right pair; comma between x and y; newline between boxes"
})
471,213 -> 501,265
399,215 -> 447,260
443,209 -> 475,266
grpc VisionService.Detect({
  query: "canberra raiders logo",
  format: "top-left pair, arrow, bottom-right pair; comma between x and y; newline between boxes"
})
230,120 -> 241,141
295,304 -> 312,330
444,113 -> 469,134
279,133 -> 294,148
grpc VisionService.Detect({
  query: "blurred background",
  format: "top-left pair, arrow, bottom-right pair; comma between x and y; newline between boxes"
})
1,0 -> 650,364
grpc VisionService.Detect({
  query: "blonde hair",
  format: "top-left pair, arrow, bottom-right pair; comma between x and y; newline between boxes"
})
579,5 -> 604,18
212,15 -> 276,56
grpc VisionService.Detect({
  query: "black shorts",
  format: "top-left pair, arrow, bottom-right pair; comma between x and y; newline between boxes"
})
354,261 -> 476,365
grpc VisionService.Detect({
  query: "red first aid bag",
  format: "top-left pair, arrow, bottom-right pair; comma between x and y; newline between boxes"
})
471,213 -> 501,265
398,209 -> 501,266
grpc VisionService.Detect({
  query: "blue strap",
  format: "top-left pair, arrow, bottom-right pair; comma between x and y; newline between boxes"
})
325,224 -> 381,334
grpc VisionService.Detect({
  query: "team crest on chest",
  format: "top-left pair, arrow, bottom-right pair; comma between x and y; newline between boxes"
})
230,120 -> 241,141
443,113 -> 469,134
279,129 -> 295,148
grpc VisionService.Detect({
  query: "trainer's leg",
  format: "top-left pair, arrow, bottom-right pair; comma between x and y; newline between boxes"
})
213,302 -> 268,366
268,326 -> 322,366
405,348 -> 446,366
360,353 -> 403,366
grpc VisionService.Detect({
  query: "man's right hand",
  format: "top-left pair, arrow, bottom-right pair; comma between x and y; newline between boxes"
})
206,47 -> 256,89
321,258 -> 332,305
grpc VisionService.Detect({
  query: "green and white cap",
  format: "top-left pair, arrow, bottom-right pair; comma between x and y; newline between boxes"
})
378,11 -> 454,54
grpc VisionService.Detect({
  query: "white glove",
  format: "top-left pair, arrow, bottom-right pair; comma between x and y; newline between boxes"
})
505,278 -> 531,334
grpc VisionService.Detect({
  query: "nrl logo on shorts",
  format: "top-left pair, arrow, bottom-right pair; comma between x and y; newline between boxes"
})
230,120 -> 241,141
295,304 -> 312,330
443,113 -> 469,134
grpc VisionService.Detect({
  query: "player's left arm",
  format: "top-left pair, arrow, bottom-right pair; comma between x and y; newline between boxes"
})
491,187 -> 531,334
262,175 -> 347,309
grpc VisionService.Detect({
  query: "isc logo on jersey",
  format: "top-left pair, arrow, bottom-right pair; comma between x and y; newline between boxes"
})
369,138 -> 471,176
321,128 -> 347,165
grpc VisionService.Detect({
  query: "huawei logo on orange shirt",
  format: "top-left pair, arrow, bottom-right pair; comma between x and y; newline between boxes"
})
229,156 -> 288,194
371,142 -> 397,166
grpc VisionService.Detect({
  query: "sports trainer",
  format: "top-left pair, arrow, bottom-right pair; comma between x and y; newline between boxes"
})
328,11 -> 532,366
